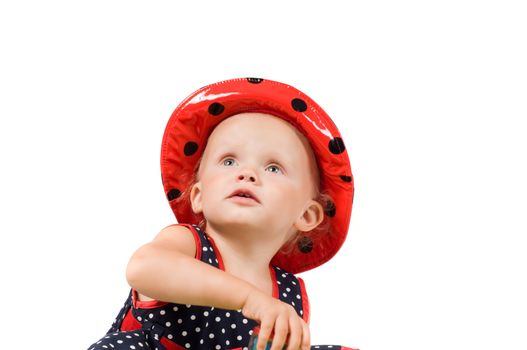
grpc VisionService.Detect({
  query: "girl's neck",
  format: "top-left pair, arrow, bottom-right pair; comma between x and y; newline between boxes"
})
203,221 -> 286,281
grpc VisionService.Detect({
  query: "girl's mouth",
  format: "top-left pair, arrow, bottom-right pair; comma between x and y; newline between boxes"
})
228,195 -> 260,205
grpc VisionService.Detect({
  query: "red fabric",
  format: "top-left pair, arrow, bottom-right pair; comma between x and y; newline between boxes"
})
120,308 -> 142,332
131,288 -> 168,309
160,337 -> 186,350
298,277 -> 310,324
269,265 -> 279,299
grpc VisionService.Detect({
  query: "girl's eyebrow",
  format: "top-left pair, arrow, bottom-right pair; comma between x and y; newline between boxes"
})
215,151 -> 236,160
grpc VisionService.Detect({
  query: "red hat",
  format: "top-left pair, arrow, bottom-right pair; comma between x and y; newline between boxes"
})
160,78 -> 354,273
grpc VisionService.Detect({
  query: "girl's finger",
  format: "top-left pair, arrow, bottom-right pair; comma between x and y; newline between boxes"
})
270,314 -> 288,350
285,316 -> 302,350
257,319 -> 274,350
301,320 -> 311,350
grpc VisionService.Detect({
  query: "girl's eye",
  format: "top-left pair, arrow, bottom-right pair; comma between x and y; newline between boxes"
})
266,165 -> 283,174
222,158 -> 236,166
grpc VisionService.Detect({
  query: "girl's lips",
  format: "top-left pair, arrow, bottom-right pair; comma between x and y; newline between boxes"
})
228,188 -> 260,203
228,195 -> 260,205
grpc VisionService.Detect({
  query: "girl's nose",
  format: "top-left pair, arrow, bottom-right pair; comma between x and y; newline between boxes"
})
237,168 -> 257,183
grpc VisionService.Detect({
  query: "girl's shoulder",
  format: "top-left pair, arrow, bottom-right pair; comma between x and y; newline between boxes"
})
148,223 -> 198,258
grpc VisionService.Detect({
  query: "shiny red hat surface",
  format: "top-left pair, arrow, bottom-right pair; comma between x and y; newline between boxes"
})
160,78 -> 354,274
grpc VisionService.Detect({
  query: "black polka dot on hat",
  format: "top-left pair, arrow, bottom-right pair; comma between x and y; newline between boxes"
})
247,78 -> 263,84
324,200 -> 336,217
167,189 -> 182,201
208,102 -> 225,116
328,137 -> 345,154
340,175 -> 353,182
291,98 -> 307,112
297,236 -> 313,253
184,141 -> 199,156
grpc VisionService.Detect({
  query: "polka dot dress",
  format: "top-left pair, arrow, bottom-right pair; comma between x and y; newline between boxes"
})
87,224 -> 356,350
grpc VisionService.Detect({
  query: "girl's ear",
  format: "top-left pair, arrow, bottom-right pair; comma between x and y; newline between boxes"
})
294,199 -> 324,232
190,182 -> 203,214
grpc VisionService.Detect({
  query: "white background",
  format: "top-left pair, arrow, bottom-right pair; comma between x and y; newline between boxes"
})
1,1 -> 526,349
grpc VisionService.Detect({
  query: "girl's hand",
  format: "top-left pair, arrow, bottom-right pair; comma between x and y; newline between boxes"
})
242,288 -> 310,350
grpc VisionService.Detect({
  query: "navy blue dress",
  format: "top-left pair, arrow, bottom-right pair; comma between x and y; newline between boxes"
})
87,224 -> 355,350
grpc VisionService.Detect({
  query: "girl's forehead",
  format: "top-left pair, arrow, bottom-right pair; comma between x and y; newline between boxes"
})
206,113 -> 307,148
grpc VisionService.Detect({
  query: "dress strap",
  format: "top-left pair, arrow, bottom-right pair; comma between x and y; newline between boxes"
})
179,223 -> 223,269
272,266 -> 310,323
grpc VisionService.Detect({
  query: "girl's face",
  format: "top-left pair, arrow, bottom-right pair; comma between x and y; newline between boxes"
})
189,113 -> 323,243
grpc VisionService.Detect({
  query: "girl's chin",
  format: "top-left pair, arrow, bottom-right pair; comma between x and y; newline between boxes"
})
205,218 -> 269,231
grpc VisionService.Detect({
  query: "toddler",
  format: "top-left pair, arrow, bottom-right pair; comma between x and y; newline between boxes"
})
88,78 -> 356,350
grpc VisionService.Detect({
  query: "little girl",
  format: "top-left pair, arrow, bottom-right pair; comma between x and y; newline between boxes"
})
87,78 -> 356,350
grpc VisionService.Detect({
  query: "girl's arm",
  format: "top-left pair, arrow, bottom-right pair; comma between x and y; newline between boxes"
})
125,225 -> 310,350
125,224 -> 252,309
